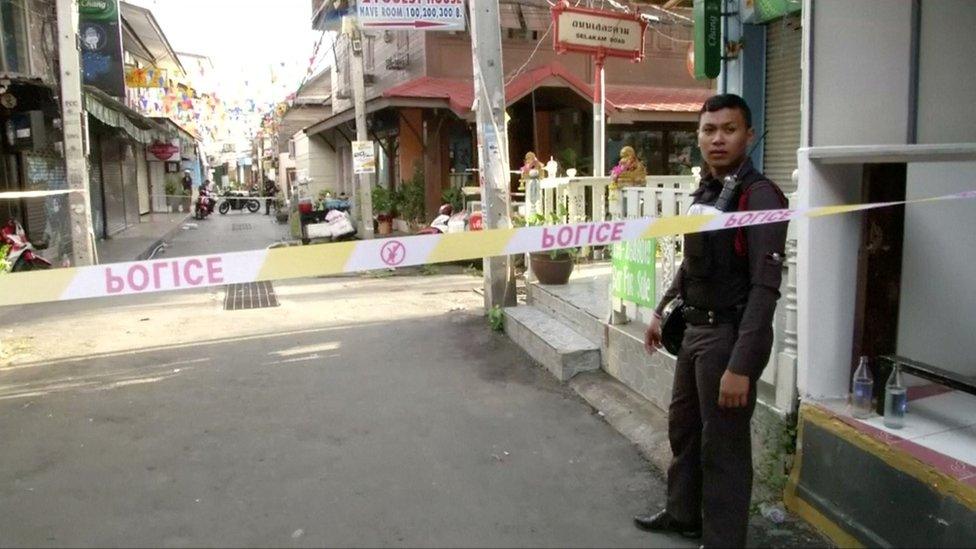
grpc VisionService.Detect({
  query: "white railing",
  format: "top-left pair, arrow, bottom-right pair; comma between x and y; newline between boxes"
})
525,176 -> 612,223
524,174 -> 697,224
608,177 -> 697,326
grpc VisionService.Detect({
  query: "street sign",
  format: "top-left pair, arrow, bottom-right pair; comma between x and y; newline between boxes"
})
356,0 -> 466,31
552,1 -> 647,62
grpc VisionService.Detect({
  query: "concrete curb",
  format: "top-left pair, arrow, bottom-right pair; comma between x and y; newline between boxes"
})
568,369 -> 672,475
135,214 -> 192,261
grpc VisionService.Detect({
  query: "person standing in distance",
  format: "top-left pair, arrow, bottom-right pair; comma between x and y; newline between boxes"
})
634,94 -> 789,548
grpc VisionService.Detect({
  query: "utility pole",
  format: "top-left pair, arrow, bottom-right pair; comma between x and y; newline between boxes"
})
469,1 -> 515,310
55,0 -> 97,266
344,15 -> 374,240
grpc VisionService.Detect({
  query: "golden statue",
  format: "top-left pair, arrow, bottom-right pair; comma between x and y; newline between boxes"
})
609,146 -> 647,190
519,151 -> 546,190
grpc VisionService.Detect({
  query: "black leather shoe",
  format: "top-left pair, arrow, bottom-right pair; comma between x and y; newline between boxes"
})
633,510 -> 702,539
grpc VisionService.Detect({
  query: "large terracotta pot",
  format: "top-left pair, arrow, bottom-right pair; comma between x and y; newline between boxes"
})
530,252 -> 575,285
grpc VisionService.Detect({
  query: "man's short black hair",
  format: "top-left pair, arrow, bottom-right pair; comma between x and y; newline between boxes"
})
699,93 -> 752,128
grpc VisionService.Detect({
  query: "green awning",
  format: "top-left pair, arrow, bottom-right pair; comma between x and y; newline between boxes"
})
83,88 -> 194,150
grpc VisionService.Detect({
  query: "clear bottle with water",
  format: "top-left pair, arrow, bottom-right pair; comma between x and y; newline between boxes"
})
852,356 -> 874,419
884,364 -> 907,429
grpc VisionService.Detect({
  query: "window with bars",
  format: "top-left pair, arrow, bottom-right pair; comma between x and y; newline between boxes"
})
0,0 -> 29,74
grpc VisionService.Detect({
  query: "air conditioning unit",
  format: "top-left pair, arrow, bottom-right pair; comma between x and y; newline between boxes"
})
335,88 -> 351,99
385,53 -> 409,70
363,73 -> 376,85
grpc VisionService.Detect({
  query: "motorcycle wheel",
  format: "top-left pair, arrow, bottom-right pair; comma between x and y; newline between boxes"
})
12,257 -> 50,272
218,201 -> 230,215
246,200 -> 260,213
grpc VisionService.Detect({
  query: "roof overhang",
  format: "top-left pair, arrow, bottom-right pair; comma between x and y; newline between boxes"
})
304,97 -> 455,137
120,2 -> 185,75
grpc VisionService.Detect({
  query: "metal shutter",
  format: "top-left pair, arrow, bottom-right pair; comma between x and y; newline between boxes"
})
763,18 -> 802,192
121,141 -> 140,226
136,145 -> 150,215
101,136 -> 127,236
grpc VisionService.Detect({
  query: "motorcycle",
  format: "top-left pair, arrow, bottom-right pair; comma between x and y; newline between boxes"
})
194,187 -> 216,219
218,190 -> 261,215
1,219 -> 52,271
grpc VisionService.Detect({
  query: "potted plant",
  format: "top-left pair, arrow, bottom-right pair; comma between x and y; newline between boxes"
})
274,196 -> 289,224
516,210 -> 577,285
372,186 -> 395,235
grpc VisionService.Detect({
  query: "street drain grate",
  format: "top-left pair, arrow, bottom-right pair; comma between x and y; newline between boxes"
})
224,281 -> 280,310
232,223 -> 253,231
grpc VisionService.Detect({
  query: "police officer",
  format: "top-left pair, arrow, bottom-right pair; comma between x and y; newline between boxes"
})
634,94 -> 788,547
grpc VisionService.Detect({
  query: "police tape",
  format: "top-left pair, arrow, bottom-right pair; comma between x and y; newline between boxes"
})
0,190 -> 81,200
1,189 -> 974,308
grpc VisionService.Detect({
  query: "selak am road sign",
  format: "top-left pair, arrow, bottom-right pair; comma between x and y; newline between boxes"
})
357,0 -> 466,31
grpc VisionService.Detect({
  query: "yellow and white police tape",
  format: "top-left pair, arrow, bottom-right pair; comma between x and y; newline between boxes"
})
2,190 -> 974,308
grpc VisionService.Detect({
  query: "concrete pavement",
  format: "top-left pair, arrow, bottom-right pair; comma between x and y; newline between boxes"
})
96,212 -> 190,264
0,274 -> 691,548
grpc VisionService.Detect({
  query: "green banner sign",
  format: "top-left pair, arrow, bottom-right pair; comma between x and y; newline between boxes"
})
693,0 -> 721,80
79,0 -> 118,20
611,239 -> 657,308
747,0 -> 801,24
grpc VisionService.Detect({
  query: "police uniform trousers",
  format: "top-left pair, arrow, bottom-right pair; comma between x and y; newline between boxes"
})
666,322 -> 767,548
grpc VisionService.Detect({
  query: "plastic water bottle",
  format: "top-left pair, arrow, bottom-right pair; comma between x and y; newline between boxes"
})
852,356 -> 874,419
884,365 -> 907,429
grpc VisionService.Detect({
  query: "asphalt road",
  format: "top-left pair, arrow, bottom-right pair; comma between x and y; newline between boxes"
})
0,274 -> 690,548
160,204 -> 291,259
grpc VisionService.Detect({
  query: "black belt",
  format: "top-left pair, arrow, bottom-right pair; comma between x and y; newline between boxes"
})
682,305 -> 742,326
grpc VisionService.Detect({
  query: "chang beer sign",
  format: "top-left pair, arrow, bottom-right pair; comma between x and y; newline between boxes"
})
693,0 -> 721,80
79,0 -> 118,20
79,0 -> 125,97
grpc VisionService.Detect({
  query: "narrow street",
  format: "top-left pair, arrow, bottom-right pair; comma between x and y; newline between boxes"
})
0,274 -> 689,548
159,205 -> 291,259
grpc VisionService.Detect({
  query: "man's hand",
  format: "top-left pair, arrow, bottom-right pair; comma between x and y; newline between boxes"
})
644,315 -> 663,356
718,370 -> 750,408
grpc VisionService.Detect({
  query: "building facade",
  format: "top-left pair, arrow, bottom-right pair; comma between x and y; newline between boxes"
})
307,0 -> 713,222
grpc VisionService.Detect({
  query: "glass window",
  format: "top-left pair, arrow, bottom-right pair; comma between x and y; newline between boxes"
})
1,0 -> 28,74
667,130 -> 699,175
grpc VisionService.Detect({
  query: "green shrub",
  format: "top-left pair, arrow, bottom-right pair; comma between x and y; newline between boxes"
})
398,164 -> 426,223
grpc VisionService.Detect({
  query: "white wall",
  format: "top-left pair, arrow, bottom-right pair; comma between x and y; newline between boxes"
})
277,152 -> 295,190
796,154 -> 863,399
916,1 -> 976,144
293,132 -> 338,198
897,162 -> 976,376
810,0 -> 914,146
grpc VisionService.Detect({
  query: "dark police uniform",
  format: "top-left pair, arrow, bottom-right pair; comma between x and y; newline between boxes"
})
653,158 -> 788,547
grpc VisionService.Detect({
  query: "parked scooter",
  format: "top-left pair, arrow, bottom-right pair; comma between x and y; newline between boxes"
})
1,219 -> 52,271
194,187 -> 216,219
218,190 -> 261,215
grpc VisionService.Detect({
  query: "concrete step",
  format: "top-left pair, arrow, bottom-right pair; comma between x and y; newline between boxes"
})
527,283 -> 606,348
503,306 -> 601,382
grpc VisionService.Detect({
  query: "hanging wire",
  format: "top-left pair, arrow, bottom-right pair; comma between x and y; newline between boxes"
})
504,20 -> 554,87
